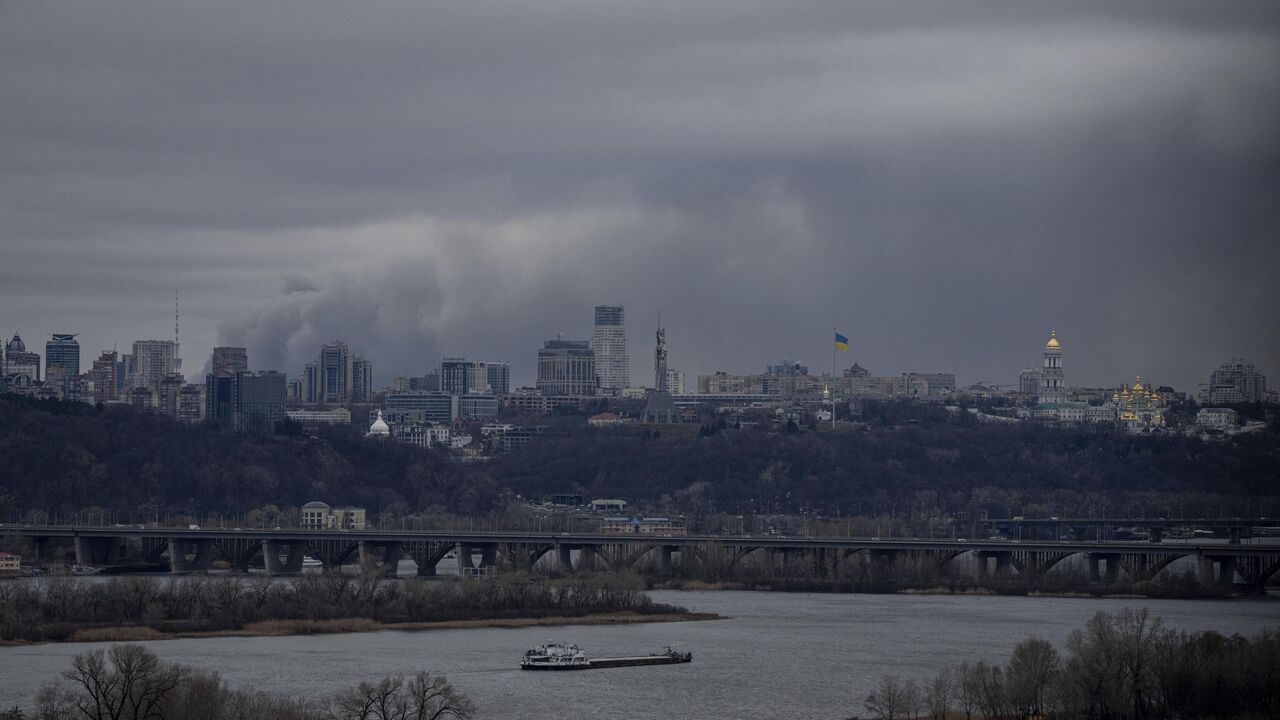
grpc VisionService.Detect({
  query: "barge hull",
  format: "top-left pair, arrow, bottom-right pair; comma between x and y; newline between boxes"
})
521,655 -> 692,670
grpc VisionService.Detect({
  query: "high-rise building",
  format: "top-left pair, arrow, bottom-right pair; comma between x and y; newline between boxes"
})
302,361 -> 318,404
45,334 -> 80,383
1038,331 -> 1064,406
159,372 -> 186,417
318,341 -> 351,403
206,374 -> 237,424
351,356 -> 373,403
1019,368 -> 1042,395
440,358 -> 472,395
178,384 -> 205,423
591,305 -> 630,391
1201,358 -> 1268,404
235,371 -> 287,433
211,347 -> 248,376
537,338 -> 597,396
484,362 -> 510,395
311,340 -> 371,404
130,340 -> 178,391
116,354 -> 133,396
89,351 -> 118,403
664,368 -> 686,395
441,359 -> 509,395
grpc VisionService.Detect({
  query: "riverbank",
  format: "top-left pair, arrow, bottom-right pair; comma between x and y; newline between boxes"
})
646,576 -> 1256,600
0,609 -> 721,647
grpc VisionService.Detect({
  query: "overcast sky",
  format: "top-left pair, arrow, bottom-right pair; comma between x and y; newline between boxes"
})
3,2 -> 1278,390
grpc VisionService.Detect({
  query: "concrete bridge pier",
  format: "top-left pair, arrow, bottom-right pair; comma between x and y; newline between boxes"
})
1199,555 -> 1236,586
262,540 -> 305,575
1087,553 -> 1121,583
557,545 -> 574,572
358,541 -> 403,577
976,551 -> 1013,582
167,539 -> 213,573
74,536 -> 121,566
657,545 -> 674,575
456,543 -> 499,576
868,549 -> 897,580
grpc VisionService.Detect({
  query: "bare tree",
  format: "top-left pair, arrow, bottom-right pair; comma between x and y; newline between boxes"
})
955,662 -> 981,720
925,668 -> 955,720
330,673 -> 472,720
864,675 -> 907,720
405,672 -> 473,720
1006,637 -> 1059,717
58,645 -> 187,720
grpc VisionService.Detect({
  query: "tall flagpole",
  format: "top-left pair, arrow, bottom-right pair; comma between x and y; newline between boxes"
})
832,325 -> 837,430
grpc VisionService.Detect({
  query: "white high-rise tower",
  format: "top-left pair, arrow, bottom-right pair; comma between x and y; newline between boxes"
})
591,305 -> 630,391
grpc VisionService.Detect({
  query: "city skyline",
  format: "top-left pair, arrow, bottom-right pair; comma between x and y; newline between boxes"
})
3,3 -> 1278,393
1,318 -> 1271,397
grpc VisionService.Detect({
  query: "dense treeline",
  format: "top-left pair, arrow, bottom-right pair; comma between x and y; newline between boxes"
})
0,395 -> 500,517
8,644 -> 471,720
2,394 -> 1277,520
489,402 -> 1279,518
0,572 -> 670,642
858,609 -> 1280,720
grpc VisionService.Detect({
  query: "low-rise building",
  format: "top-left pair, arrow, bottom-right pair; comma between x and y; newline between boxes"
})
286,408 -> 353,425
589,498 -> 628,514
299,501 -> 367,530
598,516 -> 687,536
1196,407 -> 1239,430
0,551 -> 21,574
588,412 -> 628,427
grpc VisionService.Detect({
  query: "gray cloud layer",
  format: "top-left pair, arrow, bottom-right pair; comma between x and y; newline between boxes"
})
3,2 -> 1278,389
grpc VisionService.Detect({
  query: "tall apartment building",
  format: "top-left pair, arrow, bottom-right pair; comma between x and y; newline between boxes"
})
591,305 -> 629,391
89,351 -> 118,403
130,340 -> 178,391
1201,358 -> 1268,404
310,341 -> 372,404
537,338 -> 597,396
352,356 -> 373,403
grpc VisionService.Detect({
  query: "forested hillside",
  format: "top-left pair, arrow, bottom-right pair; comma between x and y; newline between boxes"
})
0,395 -> 498,518
485,404 -> 1280,519
1,394 -> 1276,521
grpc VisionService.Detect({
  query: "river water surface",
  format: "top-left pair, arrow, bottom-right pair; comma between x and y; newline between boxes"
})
1,590 -> 1276,718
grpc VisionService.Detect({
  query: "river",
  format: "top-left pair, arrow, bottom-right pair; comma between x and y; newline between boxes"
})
1,590 -> 1276,718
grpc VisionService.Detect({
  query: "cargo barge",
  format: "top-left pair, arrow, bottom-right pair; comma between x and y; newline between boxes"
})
520,641 -> 692,671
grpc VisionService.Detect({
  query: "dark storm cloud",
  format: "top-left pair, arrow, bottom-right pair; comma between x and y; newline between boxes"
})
2,1 -> 1278,388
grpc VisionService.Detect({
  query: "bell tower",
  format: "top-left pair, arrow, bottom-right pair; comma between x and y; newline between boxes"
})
1039,330 -> 1064,405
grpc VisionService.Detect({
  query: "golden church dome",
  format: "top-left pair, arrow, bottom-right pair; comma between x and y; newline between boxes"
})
1045,330 -> 1061,350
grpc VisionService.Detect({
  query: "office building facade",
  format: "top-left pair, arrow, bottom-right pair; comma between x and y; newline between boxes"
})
45,334 -> 80,382
591,305 -> 629,391
537,339 -> 597,396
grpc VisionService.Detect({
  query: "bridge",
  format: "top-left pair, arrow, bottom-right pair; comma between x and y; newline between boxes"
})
983,517 -> 1280,544
13,525 -> 1280,590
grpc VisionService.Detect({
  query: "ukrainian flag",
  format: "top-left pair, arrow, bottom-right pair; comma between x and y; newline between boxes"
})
834,331 -> 849,352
